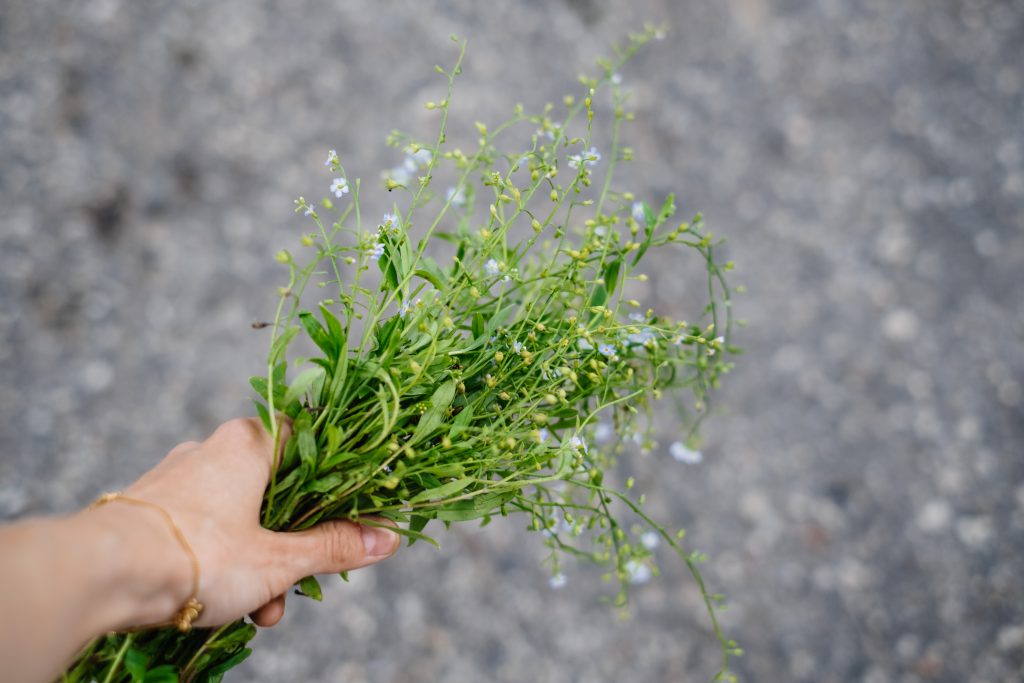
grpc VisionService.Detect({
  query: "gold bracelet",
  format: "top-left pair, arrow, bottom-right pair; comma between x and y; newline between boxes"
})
89,492 -> 204,633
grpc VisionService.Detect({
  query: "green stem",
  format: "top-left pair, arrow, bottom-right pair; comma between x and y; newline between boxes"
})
101,634 -> 134,683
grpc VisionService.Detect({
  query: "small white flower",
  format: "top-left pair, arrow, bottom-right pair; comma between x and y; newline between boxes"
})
594,421 -> 614,444
611,73 -> 623,85
405,147 -> 432,170
714,336 -> 725,345
632,201 -> 646,223
538,427 -> 551,444
569,435 -> 589,454
445,186 -> 467,206
625,559 -> 652,585
388,165 -> 412,186
629,312 -> 646,323
399,297 -> 420,317
641,531 -> 660,550
549,572 -> 567,589
577,338 -> 594,351
304,205 -> 315,217
512,340 -> 524,354
330,177 -> 349,198
383,212 -> 398,226
484,258 -> 501,277
669,441 -> 703,464
598,343 -> 617,358
568,146 -> 601,169
324,149 -> 338,167
627,328 -> 656,346
368,241 -> 385,262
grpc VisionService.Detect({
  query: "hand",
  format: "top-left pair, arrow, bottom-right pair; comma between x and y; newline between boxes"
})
96,417 -> 400,629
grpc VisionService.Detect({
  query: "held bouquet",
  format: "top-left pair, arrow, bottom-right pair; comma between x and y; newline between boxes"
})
65,25 -> 741,683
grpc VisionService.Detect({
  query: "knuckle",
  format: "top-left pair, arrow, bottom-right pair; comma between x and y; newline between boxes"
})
320,521 -> 361,566
211,417 -> 265,449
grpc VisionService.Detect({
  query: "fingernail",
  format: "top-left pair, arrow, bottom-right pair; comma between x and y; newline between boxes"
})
361,525 -> 398,557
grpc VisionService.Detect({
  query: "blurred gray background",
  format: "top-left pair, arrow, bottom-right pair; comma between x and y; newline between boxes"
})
2,1 -> 1022,681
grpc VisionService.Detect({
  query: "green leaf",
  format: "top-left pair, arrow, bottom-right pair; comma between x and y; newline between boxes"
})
253,400 -> 272,432
449,403 -> 475,438
299,310 -> 334,359
415,267 -> 444,291
206,649 -> 253,678
471,313 -> 485,339
297,575 -> 323,601
588,282 -> 607,310
249,376 -> 269,400
293,411 -> 318,469
124,648 -> 148,683
142,666 -> 178,683
269,326 -> 299,365
319,304 -> 345,347
409,477 -> 474,504
603,258 -> 622,296
410,380 -> 456,445
283,366 -> 326,408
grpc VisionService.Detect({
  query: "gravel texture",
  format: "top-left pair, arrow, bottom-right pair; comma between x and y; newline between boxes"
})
2,1 -> 1022,681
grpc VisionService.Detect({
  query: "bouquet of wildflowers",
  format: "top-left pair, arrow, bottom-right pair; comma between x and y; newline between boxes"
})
64,25 -> 741,683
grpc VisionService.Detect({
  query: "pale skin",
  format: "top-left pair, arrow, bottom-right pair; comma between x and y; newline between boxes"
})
0,417 -> 399,683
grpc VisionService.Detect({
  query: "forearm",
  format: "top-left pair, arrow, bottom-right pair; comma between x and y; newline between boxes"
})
0,506 -> 189,683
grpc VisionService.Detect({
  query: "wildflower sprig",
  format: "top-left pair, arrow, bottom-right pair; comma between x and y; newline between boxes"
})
66,25 -> 742,683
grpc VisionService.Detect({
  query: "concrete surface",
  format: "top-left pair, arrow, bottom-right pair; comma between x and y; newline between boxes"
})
1,1 -> 1022,681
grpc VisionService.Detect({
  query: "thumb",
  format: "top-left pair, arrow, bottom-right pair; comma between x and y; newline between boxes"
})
277,518 -> 400,579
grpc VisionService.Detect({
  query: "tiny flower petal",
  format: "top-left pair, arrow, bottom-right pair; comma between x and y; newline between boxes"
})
669,441 -> 703,464
330,177 -> 350,197
549,572 -> 567,589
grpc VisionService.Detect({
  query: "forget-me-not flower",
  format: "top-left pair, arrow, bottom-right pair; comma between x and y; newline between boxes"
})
669,441 -> 703,464
568,146 -> 601,169
324,149 -> 338,167
484,258 -> 501,277
632,201 -> 646,223
330,177 -> 349,198
368,241 -> 385,262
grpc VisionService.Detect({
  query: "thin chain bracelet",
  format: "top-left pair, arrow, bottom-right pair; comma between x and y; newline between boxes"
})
89,492 -> 204,633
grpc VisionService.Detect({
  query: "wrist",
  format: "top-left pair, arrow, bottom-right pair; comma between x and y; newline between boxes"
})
69,502 -> 193,633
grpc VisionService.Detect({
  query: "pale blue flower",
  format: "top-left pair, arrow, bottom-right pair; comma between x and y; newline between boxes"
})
446,185 -> 467,207
632,201 -> 646,223
405,147 -> 432,170
538,427 -> 551,444
304,205 -> 315,217
569,435 -> 589,454
641,531 -> 660,550
578,338 -> 594,351
512,340 -> 524,354
330,177 -> 349,198
611,73 -> 623,85
324,149 -> 338,167
368,241 -> 385,261
399,297 -> 420,317
484,258 -> 501,277
626,559 -> 652,585
669,441 -> 703,464
626,328 -> 656,346
629,312 -> 646,323
568,146 -> 601,169
388,165 -> 412,186
598,343 -> 617,358
549,572 -> 567,589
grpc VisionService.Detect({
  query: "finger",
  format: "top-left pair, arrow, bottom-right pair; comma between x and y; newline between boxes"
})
276,518 -> 399,579
206,416 -> 292,471
249,594 -> 286,627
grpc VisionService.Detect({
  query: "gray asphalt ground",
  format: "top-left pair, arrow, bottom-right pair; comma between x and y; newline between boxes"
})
2,1 -> 1022,681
